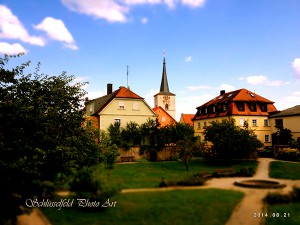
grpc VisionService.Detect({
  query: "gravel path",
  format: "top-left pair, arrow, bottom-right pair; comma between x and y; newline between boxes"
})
17,158 -> 300,225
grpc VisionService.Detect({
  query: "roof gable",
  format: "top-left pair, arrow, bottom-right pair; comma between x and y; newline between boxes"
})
270,105 -> 300,118
87,86 -> 144,115
199,88 -> 274,108
115,86 -> 143,99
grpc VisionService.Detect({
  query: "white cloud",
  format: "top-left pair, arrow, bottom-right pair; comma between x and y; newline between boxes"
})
274,92 -> 300,111
0,5 -> 45,46
220,83 -> 235,92
141,17 -> 148,24
185,56 -> 192,62
34,17 -> 78,50
61,0 -> 129,23
292,58 -> 300,79
144,88 -> 159,107
0,42 -> 27,54
181,0 -> 206,8
61,0 -> 206,23
239,75 -> 288,86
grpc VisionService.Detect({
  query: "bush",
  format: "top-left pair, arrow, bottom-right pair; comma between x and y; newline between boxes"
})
276,148 -> 300,162
264,186 -> 300,205
159,173 -> 206,187
257,146 -> 274,158
70,166 -> 118,211
238,167 -> 256,177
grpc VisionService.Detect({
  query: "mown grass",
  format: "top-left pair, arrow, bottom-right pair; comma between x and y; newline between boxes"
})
265,203 -> 300,225
103,160 -> 258,189
269,161 -> 300,180
42,189 -> 244,225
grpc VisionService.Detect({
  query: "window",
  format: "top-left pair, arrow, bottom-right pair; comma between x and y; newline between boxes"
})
165,103 -> 169,110
264,119 -> 269,127
260,104 -> 267,112
265,135 -> 270,143
240,118 -> 245,126
252,119 -> 258,127
212,106 -> 216,113
222,104 -> 227,111
119,101 -> 125,109
133,102 -> 139,110
204,108 -> 207,114
114,118 -> 121,124
236,102 -> 245,111
162,116 -> 166,122
275,119 -> 283,129
249,103 -> 257,112
197,122 -> 201,129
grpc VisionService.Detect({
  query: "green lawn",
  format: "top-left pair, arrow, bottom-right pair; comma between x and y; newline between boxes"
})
42,189 -> 244,225
104,160 -> 258,189
265,203 -> 300,225
269,161 -> 300,180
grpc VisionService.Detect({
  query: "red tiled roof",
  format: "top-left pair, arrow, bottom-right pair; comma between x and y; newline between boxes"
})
115,86 -> 143,99
89,86 -> 144,114
153,106 -> 176,127
193,88 -> 277,120
181,114 -> 194,126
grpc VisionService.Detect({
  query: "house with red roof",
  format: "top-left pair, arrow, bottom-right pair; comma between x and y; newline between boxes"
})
192,88 -> 277,146
153,106 -> 176,127
179,114 -> 194,127
84,84 -> 157,130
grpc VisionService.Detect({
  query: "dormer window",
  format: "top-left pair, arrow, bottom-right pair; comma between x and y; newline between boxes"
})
212,106 -> 216,113
248,103 -> 257,112
236,102 -> 245,111
260,103 -> 267,112
222,104 -> 227,111
204,108 -> 208,114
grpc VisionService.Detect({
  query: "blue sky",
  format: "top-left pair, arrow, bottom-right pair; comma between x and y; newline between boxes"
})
1,0 -> 300,120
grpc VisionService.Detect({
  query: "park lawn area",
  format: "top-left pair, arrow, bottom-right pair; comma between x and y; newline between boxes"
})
43,189 -> 244,225
265,203 -> 300,225
269,161 -> 300,180
103,160 -> 258,189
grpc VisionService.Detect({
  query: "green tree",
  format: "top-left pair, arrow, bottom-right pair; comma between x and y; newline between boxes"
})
173,123 -> 199,171
108,121 -> 122,146
0,55 -> 101,224
98,130 -> 120,169
204,118 -> 263,160
272,127 -> 294,146
121,121 -> 141,149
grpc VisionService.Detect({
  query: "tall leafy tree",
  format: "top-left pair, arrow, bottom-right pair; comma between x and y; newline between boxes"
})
0,55 -> 101,224
204,118 -> 263,160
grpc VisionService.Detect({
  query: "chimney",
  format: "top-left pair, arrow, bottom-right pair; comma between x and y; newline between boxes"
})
220,90 -> 225,95
107,83 -> 113,95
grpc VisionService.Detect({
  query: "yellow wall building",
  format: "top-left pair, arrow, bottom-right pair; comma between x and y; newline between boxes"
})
84,84 -> 157,130
192,88 -> 277,147
269,105 -> 300,141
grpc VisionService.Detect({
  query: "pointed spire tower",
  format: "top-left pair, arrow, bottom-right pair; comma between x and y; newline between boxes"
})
154,56 -> 176,119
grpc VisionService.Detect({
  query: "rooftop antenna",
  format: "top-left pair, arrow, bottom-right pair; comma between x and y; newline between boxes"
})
127,65 -> 129,89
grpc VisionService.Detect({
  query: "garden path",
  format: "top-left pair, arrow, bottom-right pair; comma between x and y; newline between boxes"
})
17,158 -> 300,225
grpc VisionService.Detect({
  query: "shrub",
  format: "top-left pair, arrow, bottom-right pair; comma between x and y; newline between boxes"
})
264,186 -> 300,204
238,167 -> 256,177
276,148 -> 300,162
159,173 -> 206,187
70,166 -> 118,211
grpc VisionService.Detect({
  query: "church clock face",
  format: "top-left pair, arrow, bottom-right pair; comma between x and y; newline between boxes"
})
163,95 -> 170,104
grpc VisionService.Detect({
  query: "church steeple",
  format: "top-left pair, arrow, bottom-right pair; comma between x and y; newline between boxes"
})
154,55 -> 176,120
160,57 -> 170,93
